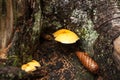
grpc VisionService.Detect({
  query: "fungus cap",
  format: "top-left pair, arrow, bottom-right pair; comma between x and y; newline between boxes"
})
27,60 -> 41,67
53,29 -> 79,44
21,60 -> 40,72
24,65 -> 36,72
21,64 -> 29,71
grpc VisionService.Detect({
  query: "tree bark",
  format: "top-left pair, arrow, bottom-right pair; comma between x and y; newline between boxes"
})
0,0 -> 42,79
0,0 -> 120,80
0,0 -> 42,66
93,0 -> 120,80
0,0 -> 13,59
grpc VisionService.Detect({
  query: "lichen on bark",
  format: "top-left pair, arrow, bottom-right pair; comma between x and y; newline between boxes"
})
32,4 -> 42,44
70,8 -> 98,55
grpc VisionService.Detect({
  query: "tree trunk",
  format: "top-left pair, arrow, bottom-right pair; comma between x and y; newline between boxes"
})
0,0 -> 42,79
0,0 -> 13,59
0,0 -> 42,63
93,0 -> 120,80
0,0 -> 120,80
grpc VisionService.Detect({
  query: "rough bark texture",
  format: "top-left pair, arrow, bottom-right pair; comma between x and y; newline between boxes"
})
0,0 -> 42,79
0,0 -> 13,59
7,0 -> 42,65
93,0 -> 120,80
0,0 -> 120,80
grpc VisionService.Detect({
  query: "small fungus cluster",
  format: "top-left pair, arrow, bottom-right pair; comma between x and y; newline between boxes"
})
21,60 -> 41,72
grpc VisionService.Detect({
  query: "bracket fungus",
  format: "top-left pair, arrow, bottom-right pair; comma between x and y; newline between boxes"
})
53,29 -> 79,44
21,60 -> 41,73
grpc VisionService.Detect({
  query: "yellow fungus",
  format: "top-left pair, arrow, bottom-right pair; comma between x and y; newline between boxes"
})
27,60 -> 41,67
21,60 -> 41,73
53,29 -> 72,37
53,29 -> 79,44
24,65 -> 36,72
21,64 -> 29,71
